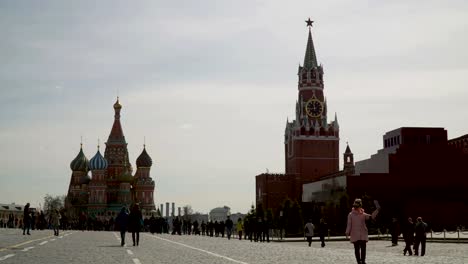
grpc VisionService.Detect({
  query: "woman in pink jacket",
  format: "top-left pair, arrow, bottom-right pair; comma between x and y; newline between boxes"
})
345,198 -> 380,264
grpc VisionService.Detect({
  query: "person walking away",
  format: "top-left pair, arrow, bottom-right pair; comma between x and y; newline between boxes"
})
116,207 -> 129,246
403,217 -> 415,256
201,220 -> 206,236
236,218 -> 244,240
304,219 -> 315,247
263,217 -> 270,242
128,204 -> 143,246
414,217 -> 427,256
390,217 -> 400,246
51,209 -> 61,236
345,198 -> 380,264
22,203 -> 31,235
225,216 -> 233,240
318,218 -> 328,247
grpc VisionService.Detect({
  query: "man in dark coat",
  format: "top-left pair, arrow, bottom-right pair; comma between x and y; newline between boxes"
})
225,216 -> 233,240
403,217 -> 415,256
414,217 -> 428,256
391,217 -> 401,246
116,207 -> 129,246
22,203 -> 31,235
318,218 -> 328,247
128,204 -> 143,246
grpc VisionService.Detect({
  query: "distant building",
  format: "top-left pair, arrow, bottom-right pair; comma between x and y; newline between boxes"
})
229,212 -> 246,225
0,203 -> 36,228
189,213 -> 209,224
65,98 -> 156,220
303,127 -> 468,227
209,206 -> 231,222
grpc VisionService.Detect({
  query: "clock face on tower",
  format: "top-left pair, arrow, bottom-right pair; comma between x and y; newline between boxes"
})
305,99 -> 323,117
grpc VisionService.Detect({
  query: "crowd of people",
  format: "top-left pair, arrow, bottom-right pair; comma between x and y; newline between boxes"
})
3,199 -> 434,263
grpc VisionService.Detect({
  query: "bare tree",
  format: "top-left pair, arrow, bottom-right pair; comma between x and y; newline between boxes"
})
43,194 -> 66,213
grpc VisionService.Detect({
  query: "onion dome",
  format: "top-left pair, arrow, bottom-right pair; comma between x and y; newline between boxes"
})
79,174 -> 91,185
113,97 -> 122,109
136,145 -> 152,168
89,148 -> 108,170
70,144 -> 89,172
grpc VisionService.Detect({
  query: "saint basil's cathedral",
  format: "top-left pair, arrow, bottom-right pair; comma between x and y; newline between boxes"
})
65,98 -> 156,219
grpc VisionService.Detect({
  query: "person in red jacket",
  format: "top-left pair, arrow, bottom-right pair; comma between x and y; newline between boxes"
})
345,198 -> 380,264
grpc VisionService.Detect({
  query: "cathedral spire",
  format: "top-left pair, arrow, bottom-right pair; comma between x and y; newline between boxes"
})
303,18 -> 318,69
107,97 -> 126,144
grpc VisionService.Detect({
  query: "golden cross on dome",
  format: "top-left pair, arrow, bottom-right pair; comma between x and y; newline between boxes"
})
305,18 -> 314,28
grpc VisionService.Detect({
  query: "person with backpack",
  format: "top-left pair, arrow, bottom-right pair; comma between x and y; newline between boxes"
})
414,217 -> 428,256
304,219 -> 315,247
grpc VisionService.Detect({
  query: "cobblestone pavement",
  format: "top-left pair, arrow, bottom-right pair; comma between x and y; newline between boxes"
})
0,229 -> 466,264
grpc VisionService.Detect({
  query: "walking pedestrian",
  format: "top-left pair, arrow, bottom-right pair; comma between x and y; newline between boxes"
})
22,203 -> 31,235
403,217 -> 414,256
345,198 -> 380,264
201,220 -> 206,236
414,217 -> 428,256
225,216 -> 233,240
318,218 -> 328,247
236,218 -> 244,240
304,219 -> 314,247
128,204 -> 143,246
391,217 -> 400,246
51,209 -> 61,236
116,207 -> 129,246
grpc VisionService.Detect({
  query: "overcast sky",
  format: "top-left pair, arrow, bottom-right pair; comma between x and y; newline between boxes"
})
1,0 -> 467,214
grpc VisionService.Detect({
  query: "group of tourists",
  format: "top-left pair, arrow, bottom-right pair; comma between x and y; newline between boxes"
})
11,199 -> 434,263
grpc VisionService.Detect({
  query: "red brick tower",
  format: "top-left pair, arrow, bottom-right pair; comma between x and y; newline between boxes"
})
284,19 -> 340,192
104,97 -> 133,207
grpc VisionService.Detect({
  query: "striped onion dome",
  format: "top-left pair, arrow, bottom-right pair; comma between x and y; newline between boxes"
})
70,145 -> 89,172
89,149 -> 108,170
136,146 -> 152,168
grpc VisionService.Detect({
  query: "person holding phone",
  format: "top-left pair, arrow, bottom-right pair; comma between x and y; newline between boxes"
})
346,199 -> 380,264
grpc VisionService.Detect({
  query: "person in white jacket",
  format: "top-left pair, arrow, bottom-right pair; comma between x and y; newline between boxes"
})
304,219 -> 315,247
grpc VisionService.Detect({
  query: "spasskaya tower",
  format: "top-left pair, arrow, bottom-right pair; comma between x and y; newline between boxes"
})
285,18 -> 340,186
256,19 -> 341,211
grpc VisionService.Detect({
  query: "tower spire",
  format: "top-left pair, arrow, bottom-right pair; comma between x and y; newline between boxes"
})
303,18 -> 318,69
108,97 -> 126,143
